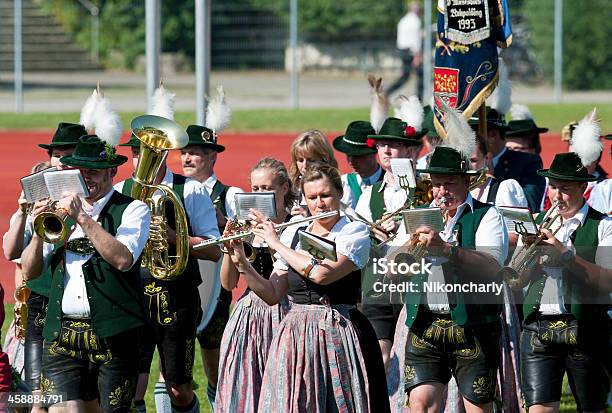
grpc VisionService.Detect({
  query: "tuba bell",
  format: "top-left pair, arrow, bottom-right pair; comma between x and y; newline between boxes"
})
33,201 -> 70,244
130,115 -> 190,281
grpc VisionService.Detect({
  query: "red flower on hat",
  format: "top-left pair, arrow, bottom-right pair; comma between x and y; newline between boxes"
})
404,125 -> 416,137
366,138 -> 376,148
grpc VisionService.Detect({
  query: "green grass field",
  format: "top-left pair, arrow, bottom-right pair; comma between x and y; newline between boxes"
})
1,304 -> 585,412
0,103 -> 610,133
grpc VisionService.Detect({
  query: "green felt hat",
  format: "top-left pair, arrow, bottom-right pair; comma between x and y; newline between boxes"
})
333,121 -> 377,156
537,152 -> 597,182
185,125 -> 225,152
422,105 -> 439,139
38,122 -> 87,150
367,117 -> 426,146
506,119 -> 548,137
416,146 -> 479,176
468,107 -> 509,132
60,135 -> 128,169
118,133 -> 140,147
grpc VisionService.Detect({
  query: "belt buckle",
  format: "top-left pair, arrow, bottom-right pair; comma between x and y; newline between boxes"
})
66,237 -> 95,255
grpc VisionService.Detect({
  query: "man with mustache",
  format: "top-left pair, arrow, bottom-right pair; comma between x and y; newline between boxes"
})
179,124 -> 243,410
402,113 -> 509,412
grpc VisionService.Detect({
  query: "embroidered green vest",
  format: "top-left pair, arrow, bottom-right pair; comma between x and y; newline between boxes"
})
43,191 -> 145,340
121,175 -> 202,287
210,180 -> 229,217
369,181 -> 386,221
405,199 -> 501,327
523,206 -> 608,324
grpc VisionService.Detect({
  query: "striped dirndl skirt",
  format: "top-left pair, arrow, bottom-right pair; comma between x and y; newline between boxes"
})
258,303 -> 390,413
215,291 -> 290,413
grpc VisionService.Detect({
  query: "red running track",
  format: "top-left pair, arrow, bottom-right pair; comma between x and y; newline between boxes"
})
0,130 -> 610,303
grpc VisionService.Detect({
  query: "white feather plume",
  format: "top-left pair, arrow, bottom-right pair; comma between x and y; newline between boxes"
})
394,95 -> 424,130
440,101 -> 476,158
368,74 -> 388,133
80,89 -> 100,132
489,59 -> 512,115
150,84 -> 176,120
205,85 -> 231,133
571,108 -> 602,166
93,95 -> 122,147
509,104 -> 533,120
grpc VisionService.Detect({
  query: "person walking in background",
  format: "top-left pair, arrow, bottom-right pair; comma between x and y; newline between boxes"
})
386,1 -> 423,100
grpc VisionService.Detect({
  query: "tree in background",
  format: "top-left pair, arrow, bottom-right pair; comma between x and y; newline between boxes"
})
522,0 -> 611,90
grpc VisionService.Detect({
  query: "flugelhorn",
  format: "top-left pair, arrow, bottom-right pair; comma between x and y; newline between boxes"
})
33,201 -> 70,244
131,115 -> 190,281
194,210 -> 339,252
499,201 -> 563,289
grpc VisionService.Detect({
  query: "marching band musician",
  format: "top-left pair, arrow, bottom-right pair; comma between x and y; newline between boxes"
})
2,122 -> 86,412
517,122 -> 612,413
232,162 -> 389,412
215,157 -> 294,412
21,135 -> 151,413
332,121 -> 383,209
116,88 -> 221,413
356,98 -> 425,368
402,106 -> 509,412
179,116 -> 243,410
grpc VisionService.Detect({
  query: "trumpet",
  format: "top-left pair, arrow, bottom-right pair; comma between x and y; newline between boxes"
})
194,210 -> 339,255
33,201 -> 70,244
499,201 -> 563,289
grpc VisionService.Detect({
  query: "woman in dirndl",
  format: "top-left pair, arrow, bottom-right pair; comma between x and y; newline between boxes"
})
228,162 -> 389,412
215,158 -> 295,412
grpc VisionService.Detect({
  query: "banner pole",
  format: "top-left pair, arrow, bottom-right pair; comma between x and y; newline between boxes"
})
478,104 -> 487,138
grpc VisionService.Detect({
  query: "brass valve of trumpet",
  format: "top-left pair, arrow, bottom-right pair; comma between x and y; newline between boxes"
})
33,201 -> 70,244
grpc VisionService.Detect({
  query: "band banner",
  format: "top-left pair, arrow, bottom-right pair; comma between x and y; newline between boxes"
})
434,0 -> 512,138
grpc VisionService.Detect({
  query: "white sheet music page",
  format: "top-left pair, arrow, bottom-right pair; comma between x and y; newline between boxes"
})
21,166 -> 57,203
235,192 -> 277,220
498,206 -> 537,234
43,169 -> 89,201
390,158 -> 416,188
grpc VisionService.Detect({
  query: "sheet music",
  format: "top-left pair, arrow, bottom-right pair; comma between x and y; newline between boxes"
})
21,166 -> 56,202
402,207 -> 444,234
498,206 -> 537,234
44,169 -> 89,201
390,158 -> 416,188
298,230 -> 337,261
235,192 -> 277,220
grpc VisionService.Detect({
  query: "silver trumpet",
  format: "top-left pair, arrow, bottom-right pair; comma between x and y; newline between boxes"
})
193,210 -> 339,252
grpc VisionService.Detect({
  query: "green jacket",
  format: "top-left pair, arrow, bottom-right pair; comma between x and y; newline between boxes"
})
43,191 -> 146,340
523,206 -> 609,325
405,199 -> 501,327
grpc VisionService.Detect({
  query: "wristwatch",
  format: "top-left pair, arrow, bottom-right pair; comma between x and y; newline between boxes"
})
560,249 -> 575,266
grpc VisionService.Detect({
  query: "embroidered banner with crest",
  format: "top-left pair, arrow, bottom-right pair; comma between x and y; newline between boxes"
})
433,0 -> 512,138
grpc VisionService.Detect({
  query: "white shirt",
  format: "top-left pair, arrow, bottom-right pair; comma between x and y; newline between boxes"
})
115,169 -> 220,239
341,167 -> 383,209
62,189 -> 150,317
491,147 -> 507,170
396,11 -> 421,53
588,178 -> 612,215
426,194 -> 509,312
355,172 -> 407,222
202,174 -> 243,219
536,202 -> 612,315
273,216 -> 371,272
471,178 -> 528,208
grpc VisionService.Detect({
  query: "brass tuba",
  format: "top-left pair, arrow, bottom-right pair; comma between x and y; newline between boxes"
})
130,115 -> 190,281
33,201 -> 70,244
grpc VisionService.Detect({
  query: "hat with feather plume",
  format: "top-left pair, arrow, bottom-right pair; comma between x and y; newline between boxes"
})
185,85 -> 230,152
367,94 -> 427,147
537,109 -> 601,181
